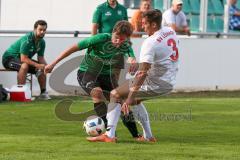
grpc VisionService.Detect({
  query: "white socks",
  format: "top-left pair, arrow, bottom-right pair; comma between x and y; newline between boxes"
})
132,103 -> 153,139
106,102 -> 121,138
105,102 -> 153,139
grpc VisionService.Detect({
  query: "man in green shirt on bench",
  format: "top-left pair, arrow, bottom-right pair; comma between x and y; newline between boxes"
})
2,20 -> 51,100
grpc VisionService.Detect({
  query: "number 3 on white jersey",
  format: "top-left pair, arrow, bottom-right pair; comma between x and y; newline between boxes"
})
167,38 -> 179,61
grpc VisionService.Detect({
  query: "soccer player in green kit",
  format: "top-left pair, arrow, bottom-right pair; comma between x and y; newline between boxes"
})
45,21 -> 140,137
2,20 -> 51,100
91,0 -> 141,138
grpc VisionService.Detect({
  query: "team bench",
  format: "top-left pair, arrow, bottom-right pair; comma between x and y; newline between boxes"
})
0,68 -> 33,93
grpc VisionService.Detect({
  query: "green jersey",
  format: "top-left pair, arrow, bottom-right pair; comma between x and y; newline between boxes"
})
92,1 -> 128,33
2,32 -> 45,60
78,33 -> 135,75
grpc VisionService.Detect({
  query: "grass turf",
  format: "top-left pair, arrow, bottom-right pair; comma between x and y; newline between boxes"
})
0,93 -> 240,160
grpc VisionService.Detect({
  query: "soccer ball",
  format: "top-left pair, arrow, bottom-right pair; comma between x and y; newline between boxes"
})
83,116 -> 105,137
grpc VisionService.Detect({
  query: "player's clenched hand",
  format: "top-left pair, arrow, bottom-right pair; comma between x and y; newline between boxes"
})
122,97 -> 135,115
44,64 -> 55,74
122,102 -> 130,115
128,57 -> 138,75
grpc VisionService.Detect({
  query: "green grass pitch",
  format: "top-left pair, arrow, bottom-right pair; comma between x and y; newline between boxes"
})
0,92 -> 240,160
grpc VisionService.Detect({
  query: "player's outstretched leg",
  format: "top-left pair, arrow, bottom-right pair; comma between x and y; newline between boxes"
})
120,110 -> 141,138
87,100 -> 121,143
132,103 -> 157,142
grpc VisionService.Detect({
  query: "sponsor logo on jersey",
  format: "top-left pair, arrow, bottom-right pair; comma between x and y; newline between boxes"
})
105,11 -> 111,16
117,10 -> 122,15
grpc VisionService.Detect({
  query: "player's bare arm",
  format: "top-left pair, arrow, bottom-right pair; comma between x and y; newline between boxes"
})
37,56 -> 47,65
127,57 -> 138,74
122,62 -> 151,114
20,54 -> 45,70
131,62 -> 151,91
91,23 -> 99,35
44,44 -> 79,74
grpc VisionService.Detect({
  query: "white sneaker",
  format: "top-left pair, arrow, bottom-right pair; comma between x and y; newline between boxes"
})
38,91 -> 51,100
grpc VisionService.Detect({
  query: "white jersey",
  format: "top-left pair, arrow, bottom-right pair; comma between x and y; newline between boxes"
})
162,9 -> 187,28
139,27 -> 179,91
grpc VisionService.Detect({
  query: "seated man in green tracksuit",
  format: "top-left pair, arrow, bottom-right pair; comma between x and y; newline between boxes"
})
2,20 -> 50,100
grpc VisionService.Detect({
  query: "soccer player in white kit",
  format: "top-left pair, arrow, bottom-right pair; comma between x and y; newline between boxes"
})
87,9 -> 179,143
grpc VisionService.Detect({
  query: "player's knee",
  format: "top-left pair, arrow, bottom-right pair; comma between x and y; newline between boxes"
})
130,99 -> 141,105
90,87 -> 103,99
20,63 -> 29,72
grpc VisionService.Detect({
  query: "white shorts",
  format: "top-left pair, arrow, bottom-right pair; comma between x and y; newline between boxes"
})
130,79 -> 173,99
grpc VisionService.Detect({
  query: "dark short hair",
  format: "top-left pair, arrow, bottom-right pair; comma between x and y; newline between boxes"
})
34,20 -> 47,29
112,20 -> 133,37
142,9 -> 162,28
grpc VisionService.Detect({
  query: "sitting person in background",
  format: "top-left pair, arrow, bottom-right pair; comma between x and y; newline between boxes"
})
1,20 -> 51,100
229,0 -> 240,31
162,0 -> 191,36
130,0 -> 151,37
